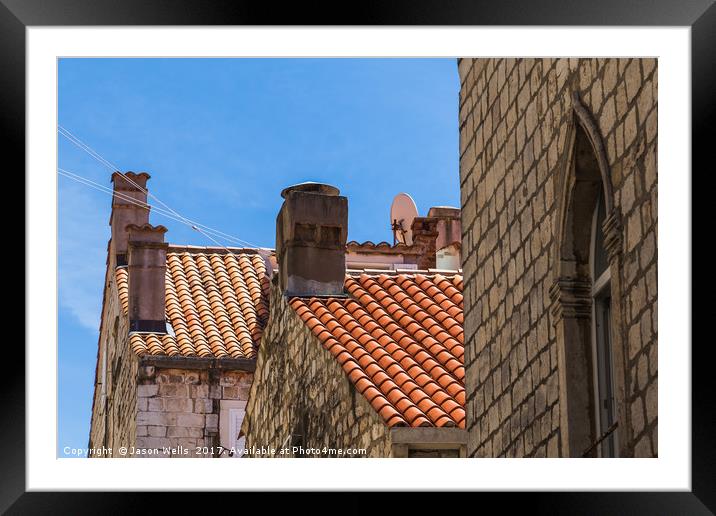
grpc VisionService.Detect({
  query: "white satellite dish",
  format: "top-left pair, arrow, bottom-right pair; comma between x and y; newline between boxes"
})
390,193 -> 419,246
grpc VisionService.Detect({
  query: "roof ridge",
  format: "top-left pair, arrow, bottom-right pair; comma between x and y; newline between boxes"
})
346,268 -> 463,277
166,244 -> 274,255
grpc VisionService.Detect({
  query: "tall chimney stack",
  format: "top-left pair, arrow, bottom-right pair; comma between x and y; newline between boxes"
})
411,217 -> 439,269
276,182 -> 348,297
428,206 -> 461,252
127,224 -> 168,333
110,172 -> 151,266
428,206 -> 462,270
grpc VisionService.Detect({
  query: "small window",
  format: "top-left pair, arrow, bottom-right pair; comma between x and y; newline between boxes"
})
229,409 -> 246,458
219,400 -> 246,458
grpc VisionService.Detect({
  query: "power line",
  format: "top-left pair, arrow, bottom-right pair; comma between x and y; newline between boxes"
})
59,168 -> 241,251
58,168 -> 252,248
58,167 -> 258,249
58,125 -> 259,248
58,125 -> 255,246
58,125 -> 119,172
60,125 -> 192,224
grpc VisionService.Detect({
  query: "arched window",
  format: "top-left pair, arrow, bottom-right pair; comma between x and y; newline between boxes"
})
551,93 -> 626,457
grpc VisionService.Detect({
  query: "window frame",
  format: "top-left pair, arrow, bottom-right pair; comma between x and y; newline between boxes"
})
589,191 -> 618,457
219,399 -> 247,458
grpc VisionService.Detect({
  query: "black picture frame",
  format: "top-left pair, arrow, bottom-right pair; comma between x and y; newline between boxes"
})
5,0 -> 711,512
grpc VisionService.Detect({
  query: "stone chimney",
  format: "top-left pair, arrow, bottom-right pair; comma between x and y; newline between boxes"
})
110,172 -> 151,266
428,206 -> 461,251
428,206 -> 462,270
411,217 -> 439,270
276,182 -> 348,297
127,223 -> 168,333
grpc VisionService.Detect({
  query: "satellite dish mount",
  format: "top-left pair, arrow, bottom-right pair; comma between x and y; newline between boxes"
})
390,193 -> 418,246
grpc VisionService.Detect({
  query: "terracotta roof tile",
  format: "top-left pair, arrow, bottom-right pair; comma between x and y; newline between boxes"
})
117,249 -> 270,359
290,272 -> 465,429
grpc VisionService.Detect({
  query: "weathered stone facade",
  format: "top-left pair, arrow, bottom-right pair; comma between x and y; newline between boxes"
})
241,280 -> 393,457
88,252 -> 139,457
134,364 -> 253,457
459,58 -> 657,457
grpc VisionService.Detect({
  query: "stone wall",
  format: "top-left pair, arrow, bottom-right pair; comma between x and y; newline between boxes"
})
242,279 -> 392,457
459,58 -> 657,457
408,449 -> 461,458
89,260 -> 138,457
135,366 -> 253,457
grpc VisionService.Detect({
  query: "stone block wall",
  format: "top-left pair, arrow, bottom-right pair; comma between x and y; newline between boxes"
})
408,449 -> 461,458
242,280 -> 392,457
135,367 -> 253,457
89,262 -> 138,457
459,58 -> 657,457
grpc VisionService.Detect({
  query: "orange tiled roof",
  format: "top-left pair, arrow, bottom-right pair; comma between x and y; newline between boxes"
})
117,248 -> 270,358
290,272 -> 465,428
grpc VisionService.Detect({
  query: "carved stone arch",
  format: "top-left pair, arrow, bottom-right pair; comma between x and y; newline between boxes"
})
571,92 -> 614,213
550,92 -> 629,457
554,93 -> 621,275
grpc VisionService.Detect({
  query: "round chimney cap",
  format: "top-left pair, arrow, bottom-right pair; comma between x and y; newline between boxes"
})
281,182 -> 340,199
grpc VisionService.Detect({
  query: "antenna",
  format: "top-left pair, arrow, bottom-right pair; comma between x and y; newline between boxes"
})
390,193 -> 419,246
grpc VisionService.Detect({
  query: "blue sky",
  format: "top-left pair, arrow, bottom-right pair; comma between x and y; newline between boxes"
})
58,58 -> 459,457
